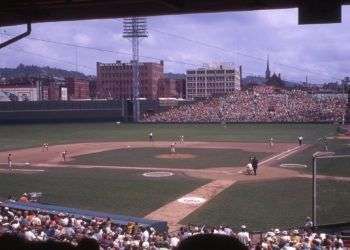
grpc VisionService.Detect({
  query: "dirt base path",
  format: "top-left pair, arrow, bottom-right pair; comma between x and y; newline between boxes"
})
145,179 -> 236,231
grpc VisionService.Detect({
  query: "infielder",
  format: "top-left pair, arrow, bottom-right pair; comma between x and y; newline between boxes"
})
269,137 -> 274,148
149,132 -> 153,142
170,142 -> 176,154
179,135 -> 184,144
62,150 -> 67,162
42,143 -> 49,152
8,153 -> 12,171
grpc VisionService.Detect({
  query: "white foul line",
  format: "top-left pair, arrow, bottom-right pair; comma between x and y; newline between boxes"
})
237,146 -> 302,173
0,168 -> 45,172
260,146 -> 301,165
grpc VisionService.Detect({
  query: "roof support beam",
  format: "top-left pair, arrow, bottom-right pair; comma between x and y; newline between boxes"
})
0,22 -> 31,49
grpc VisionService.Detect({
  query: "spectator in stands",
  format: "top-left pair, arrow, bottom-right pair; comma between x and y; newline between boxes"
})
18,193 -> 29,203
142,89 -> 347,124
237,225 -> 251,247
304,217 -> 313,232
0,204 -> 348,250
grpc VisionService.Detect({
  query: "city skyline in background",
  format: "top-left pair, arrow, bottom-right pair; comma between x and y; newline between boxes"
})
0,7 -> 350,84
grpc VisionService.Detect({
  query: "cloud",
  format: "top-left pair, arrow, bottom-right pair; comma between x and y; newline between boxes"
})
73,33 -> 91,45
1,7 -> 350,83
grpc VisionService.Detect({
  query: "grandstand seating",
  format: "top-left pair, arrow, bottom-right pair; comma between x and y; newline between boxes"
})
0,201 -> 167,232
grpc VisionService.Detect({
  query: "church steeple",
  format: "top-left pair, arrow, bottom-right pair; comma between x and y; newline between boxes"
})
265,55 -> 271,80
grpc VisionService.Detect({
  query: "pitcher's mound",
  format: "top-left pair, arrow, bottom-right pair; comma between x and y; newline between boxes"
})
155,153 -> 196,159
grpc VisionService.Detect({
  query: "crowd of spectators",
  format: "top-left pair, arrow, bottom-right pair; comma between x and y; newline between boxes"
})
0,204 -> 347,250
143,89 -> 348,123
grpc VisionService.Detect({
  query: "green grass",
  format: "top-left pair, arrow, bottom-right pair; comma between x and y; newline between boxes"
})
181,178 -> 350,231
0,123 -> 338,151
282,139 -> 350,176
0,168 -> 209,217
70,148 -> 270,169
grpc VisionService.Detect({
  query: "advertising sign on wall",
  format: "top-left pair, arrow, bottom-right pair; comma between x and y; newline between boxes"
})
0,87 -> 38,102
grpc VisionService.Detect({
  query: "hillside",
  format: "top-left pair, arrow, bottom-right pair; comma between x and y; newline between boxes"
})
0,64 -> 88,79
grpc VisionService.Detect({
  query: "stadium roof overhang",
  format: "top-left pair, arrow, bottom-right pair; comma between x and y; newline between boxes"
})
1,0 -> 349,49
0,0 -> 350,27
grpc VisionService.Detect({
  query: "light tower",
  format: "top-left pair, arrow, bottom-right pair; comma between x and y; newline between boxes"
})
123,17 -> 148,122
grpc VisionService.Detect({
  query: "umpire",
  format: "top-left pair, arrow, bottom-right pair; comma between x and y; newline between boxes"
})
252,156 -> 259,175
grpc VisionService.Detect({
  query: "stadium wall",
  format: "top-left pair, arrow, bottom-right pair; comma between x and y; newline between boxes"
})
0,100 -> 125,123
0,99 -> 186,123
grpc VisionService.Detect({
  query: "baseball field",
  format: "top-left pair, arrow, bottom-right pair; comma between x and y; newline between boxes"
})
0,122 -> 349,231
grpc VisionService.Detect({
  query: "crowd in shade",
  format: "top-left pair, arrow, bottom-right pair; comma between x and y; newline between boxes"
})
0,204 -> 347,250
143,89 -> 347,123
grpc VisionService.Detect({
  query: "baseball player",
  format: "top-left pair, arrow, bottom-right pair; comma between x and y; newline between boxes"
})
179,135 -> 184,144
8,153 -> 12,171
246,161 -> 253,175
252,156 -> 259,176
62,150 -> 67,162
298,136 -> 304,146
149,132 -> 153,142
170,142 -> 176,154
319,137 -> 328,151
269,137 -> 274,148
42,143 -> 49,152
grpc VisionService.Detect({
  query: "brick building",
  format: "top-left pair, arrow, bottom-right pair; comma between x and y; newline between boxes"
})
96,60 -> 164,100
66,78 -> 90,100
175,79 -> 186,99
158,78 -> 178,98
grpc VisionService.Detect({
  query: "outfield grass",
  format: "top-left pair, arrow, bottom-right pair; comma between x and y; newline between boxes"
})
70,148 -> 270,169
0,123 -> 337,151
0,168 -> 209,217
282,139 -> 350,176
181,178 -> 350,231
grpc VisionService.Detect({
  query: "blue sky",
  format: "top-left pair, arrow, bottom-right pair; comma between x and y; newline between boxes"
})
0,7 -> 349,83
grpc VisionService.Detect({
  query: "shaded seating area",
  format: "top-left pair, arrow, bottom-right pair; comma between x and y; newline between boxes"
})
0,201 -> 167,232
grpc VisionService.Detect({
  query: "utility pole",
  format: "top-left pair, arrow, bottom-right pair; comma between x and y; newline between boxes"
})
123,17 -> 148,122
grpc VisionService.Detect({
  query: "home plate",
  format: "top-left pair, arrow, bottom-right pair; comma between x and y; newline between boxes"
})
177,196 -> 207,205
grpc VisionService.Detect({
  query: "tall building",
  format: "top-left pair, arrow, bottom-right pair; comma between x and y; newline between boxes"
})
96,60 -> 164,100
185,65 -> 241,99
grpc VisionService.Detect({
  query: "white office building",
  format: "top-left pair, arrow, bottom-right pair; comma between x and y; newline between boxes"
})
186,65 -> 241,99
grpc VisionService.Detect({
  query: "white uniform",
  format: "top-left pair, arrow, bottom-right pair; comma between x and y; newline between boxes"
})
170,143 -> 176,153
246,163 -> 253,175
180,135 -> 184,143
8,155 -> 12,170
